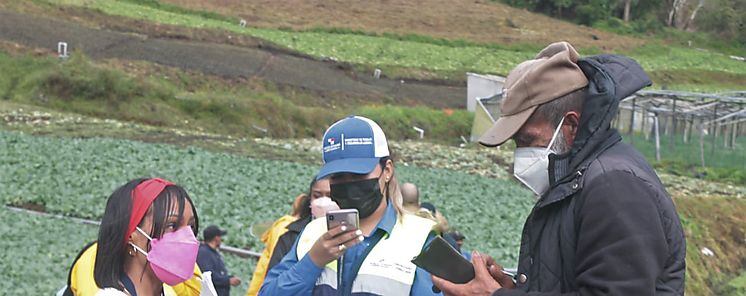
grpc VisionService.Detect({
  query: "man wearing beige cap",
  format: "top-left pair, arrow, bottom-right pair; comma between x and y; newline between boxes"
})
433,42 -> 685,295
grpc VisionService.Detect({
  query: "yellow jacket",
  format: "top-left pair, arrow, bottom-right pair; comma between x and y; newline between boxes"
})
68,242 -> 202,296
245,215 -> 296,296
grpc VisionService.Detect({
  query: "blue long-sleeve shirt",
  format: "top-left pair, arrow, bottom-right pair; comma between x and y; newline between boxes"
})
259,203 -> 442,296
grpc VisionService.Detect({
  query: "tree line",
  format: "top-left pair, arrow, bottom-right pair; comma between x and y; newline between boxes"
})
500,0 -> 745,45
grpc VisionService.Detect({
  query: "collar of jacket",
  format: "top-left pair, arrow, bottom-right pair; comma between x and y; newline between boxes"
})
536,54 -> 651,209
538,129 -> 621,208
287,216 -> 311,233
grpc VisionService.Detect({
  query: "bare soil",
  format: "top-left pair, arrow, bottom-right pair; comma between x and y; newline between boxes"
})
164,0 -> 646,51
0,10 -> 466,108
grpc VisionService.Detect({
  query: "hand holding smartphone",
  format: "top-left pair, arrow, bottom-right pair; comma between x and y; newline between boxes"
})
326,209 -> 360,230
308,209 -> 363,268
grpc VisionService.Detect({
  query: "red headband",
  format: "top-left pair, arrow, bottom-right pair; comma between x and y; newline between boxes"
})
126,178 -> 175,240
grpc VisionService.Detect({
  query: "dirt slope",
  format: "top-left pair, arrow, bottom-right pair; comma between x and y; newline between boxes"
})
0,10 -> 466,108
165,0 -> 645,50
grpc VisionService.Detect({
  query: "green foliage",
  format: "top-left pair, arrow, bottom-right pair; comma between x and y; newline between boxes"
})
119,0 -> 235,23
0,131 -> 534,263
624,132 -> 746,185
701,167 -> 746,185
305,26 -> 544,52
573,0 -> 614,25
358,106 -> 474,143
627,44 -> 746,76
656,28 -> 745,56
695,0 -> 746,45
0,207 -> 98,295
0,53 -> 49,101
0,51 -> 476,141
594,15 -> 665,35
723,271 -> 746,296
37,53 -> 171,103
674,196 -> 746,296
0,51 -> 177,125
582,1 -> 745,57
0,206 -> 255,296
653,160 -> 746,186
501,0 -> 657,25
501,0 -> 745,46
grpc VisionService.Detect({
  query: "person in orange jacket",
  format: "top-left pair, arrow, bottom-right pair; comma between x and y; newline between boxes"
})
246,176 -> 334,296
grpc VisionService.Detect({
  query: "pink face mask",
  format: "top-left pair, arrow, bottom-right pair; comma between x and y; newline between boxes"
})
310,196 -> 340,218
130,226 -> 199,285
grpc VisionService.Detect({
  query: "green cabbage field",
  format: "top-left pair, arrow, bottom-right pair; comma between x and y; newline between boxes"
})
1,207 -> 98,295
1,131 -> 533,294
0,207 -> 256,295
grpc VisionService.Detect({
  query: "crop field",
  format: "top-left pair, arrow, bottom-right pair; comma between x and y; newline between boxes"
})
49,0 -> 746,81
1,113 -> 745,295
1,207 -> 98,295
0,207 -> 255,295
0,131 -> 534,293
2,1 -> 745,295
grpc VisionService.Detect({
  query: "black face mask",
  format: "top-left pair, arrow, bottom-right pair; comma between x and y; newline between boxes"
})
330,176 -> 386,219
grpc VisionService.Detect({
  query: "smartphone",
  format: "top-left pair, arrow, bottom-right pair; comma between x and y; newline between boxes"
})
326,209 -> 360,231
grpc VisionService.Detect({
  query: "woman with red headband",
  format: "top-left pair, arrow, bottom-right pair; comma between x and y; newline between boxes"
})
63,178 -> 209,296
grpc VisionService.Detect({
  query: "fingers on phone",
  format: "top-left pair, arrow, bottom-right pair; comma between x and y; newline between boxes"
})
325,224 -> 350,238
332,229 -> 364,247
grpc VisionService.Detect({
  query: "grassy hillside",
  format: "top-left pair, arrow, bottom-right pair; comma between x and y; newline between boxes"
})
0,48 -> 474,142
19,0 -> 745,91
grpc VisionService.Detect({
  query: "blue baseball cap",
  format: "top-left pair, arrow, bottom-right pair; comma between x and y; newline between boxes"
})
318,116 -> 390,180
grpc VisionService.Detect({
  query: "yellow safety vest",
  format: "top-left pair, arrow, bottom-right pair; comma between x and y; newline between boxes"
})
296,214 -> 435,296
68,243 -> 202,296
246,215 -> 296,296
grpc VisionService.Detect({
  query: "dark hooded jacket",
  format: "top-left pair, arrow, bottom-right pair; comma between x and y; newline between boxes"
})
267,216 -> 310,270
494,55 -> 686,296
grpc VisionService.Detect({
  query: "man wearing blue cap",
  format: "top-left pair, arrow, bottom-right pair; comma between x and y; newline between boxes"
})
259,115 -> 442,296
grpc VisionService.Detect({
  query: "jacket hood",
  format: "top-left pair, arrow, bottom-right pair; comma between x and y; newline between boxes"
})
572,54 -> 651,163
546,54 -> 651,195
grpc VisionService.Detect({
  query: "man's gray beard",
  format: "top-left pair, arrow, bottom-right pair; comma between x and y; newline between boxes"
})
550,130 -> 572,155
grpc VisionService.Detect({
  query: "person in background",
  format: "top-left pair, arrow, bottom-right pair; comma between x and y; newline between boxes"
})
198,225 -> 241,296
417,202 -> 449,235
401,182 -> 420,213
245,194 -> 302,296
265,177 -> 337,271
419,202 -> 437,215
259,115 -> 441,295
64,178 -> 205,296
445,231 -> 471,260
401,183 -> 449,235
247,179 -> 336,296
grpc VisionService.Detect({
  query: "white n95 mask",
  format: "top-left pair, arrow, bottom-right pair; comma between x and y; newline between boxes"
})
513,117 -> 565,197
